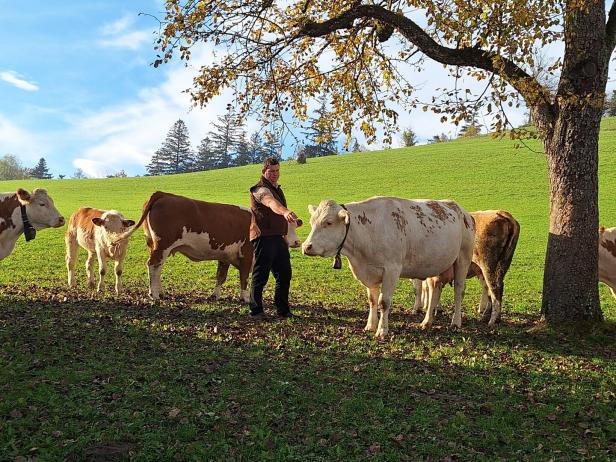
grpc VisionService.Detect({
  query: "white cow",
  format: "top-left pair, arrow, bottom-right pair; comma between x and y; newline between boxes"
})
65,207 -> 135,294
302,197 -> 475,337
0,188 -> 64,260
599,226 -> 616,299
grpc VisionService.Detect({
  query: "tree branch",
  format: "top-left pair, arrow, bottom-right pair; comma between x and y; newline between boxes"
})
299,4 -> 556,128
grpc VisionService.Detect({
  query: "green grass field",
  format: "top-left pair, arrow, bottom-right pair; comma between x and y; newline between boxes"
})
1,119 -> 615,460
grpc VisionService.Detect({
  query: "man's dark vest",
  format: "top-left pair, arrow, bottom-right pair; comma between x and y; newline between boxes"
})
249,176 -> 288,240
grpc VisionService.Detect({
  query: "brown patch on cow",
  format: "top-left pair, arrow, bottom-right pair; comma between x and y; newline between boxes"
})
356,212 -> 372,226
66,207 -> 104,238
0,194 -> 19,235
444,201 -> 461,213
140,192 -> 252,256
463,214 -> 475,230
427,201 -> 452,222
391,208 -> 408,232
601,237 -> 616,258
410,204 -> 428,228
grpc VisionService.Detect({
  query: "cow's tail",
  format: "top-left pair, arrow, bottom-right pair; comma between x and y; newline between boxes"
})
111,191 -> 166,244
495,211 -> 521,278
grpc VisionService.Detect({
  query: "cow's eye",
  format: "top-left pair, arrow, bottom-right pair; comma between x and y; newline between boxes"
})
39,203 -> 46,207
325,221 -> 332,226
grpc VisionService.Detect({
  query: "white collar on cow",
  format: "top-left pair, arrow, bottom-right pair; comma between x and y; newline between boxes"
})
333,204 -> 350,270
20,204 -> 36,242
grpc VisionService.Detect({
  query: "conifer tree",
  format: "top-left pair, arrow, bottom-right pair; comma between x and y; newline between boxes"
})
209,107 -> 244,169
302,96 -> 338,157
30,157 -> 53,179
147,119 -> 194,175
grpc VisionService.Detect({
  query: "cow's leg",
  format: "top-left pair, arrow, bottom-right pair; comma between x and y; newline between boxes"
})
96,250 -> 107,293
147,249 -> 167,300
238,255 -> 252,303
365,286 -> 379,331
451,258 -> 470,328
113,258 -> 124,295
476,272 -> 492,317
485,274 -> 504,327
375,270 -> 400,338
411,279 -> 423,314
85,250 -> 96,289
65,234 -> 78,288
213,261 -> 230,300
420,278 -> 440,329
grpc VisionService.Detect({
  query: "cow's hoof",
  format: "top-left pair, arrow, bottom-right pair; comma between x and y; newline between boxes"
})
449,322 -> 462,329
420,321 -> 432,330
364,324 -> 377,332
375,329 -> 388,339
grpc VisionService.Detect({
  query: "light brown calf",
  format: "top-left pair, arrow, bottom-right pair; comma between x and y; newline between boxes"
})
65,208 -> 135,294
413,210 -> 520,326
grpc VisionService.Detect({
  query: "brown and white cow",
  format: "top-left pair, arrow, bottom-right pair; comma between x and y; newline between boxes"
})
114,191 -> 302,301
302,197 -> 475,337
413,210 -> 520,327
0,188 -> 64,260
599,226 -> 616,299
65,208 -> 135,294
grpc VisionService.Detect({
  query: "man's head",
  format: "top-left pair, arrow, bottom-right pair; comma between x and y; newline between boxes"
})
262,157 -> 280,185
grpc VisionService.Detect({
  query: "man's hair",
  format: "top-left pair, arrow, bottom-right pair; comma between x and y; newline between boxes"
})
262,156 -> 280,173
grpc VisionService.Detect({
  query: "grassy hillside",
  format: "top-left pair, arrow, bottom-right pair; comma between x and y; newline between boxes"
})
1,119 -> 615,461
2,118 -> 616,319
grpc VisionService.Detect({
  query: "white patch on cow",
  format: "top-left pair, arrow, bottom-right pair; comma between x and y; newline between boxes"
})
167,227 -> 245,266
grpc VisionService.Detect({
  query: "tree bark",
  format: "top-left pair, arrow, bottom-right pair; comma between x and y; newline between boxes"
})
540,1 -> 610,327
541,106 -> 603,325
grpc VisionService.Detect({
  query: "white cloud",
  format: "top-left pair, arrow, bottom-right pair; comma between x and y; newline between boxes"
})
0,71 -> 38,92
0,115 -> 45,162
71,45 -> 235,178
98,14 -> 151,50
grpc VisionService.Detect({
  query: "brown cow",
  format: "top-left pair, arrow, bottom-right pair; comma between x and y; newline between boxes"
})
114,191 -> 302,301
413,210 -> 520,326
65,208 -> 135,294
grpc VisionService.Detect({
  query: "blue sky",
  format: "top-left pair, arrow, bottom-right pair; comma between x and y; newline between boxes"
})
1,2 -> 614,178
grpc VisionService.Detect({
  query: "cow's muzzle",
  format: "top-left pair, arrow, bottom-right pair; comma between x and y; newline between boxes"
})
302,243 -> 317,256
54,217 -> 65,228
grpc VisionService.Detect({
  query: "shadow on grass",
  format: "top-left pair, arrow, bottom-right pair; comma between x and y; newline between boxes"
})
1,286 -> 615,460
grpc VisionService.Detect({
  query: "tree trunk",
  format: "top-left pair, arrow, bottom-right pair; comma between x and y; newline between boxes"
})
540,1 -> 610,328
541,108 -> 603,326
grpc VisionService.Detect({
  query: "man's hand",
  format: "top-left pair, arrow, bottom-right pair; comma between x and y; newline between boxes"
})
284,210 -> 298,223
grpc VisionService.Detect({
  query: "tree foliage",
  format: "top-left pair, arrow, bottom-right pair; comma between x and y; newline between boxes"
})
0,155 -> 29,180
302,97 -> 339,157
401,128 -> 417,147
147,119 -> 194,175
30,158 -> 53,179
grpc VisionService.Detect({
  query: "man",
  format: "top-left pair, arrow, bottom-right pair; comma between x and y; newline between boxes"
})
249,157 -> 299,319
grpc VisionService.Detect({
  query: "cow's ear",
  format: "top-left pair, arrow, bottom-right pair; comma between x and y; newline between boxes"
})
338,209 -> 350,225
295,218 -> 303,227
16,188 -> 31,204
123,219 -> 135,227
308,204 -> 316,215
92,218 -> 104,226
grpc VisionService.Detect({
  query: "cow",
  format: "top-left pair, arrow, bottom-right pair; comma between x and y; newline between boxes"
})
412,210 -> 520,327
114,191 -> 302,301
0,188 -> 64,260
65,208 -> 136,294
302,197 -> 475,337
599,226 -> 616,299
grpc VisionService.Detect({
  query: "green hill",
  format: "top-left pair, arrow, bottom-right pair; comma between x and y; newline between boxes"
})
2,118 -> 615,320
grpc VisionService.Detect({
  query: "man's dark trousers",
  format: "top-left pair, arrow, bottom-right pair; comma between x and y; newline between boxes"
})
249,235 -> 292,315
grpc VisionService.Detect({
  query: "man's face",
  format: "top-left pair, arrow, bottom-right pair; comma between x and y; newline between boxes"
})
264,165 -> 280,184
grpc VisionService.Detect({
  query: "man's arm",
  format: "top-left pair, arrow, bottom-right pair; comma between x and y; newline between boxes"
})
261,195 -> 298,223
